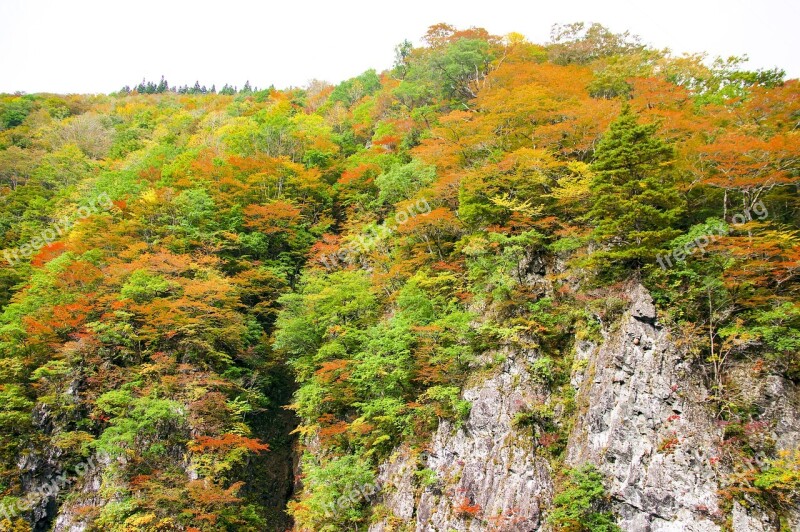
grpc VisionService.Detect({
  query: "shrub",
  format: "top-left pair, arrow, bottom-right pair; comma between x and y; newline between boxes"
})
547,464 -> 620,531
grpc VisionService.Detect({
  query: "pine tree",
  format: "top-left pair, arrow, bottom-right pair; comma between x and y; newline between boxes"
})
588,104 -> 683,275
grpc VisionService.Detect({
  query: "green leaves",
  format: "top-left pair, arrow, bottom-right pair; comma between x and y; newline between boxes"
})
548,464 -> 620,532
290,453 -> 377,531
93,394 -> 186,458
588,105 -> 683,274
375,159 -> 436,206
328,69 -> 382,108
120,270 -> 175,303
396,33 -> 498,106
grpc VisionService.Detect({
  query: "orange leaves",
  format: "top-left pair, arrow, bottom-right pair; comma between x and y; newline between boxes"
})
454,496 -> 482,518
396,207 -> 458,236
413,110 -> 473,172
318,421 -> 350,441
314,359 -> 352,383
21,297 -> 94,346
190,148 -> 225,181
372,134 -> 401,151
188,433 -> 270,454
413,61 -> 619,171
49,302 -> 91,330
138,165 -> 162,184
58,260 -> 104,291
308,233 -> 343,269
479,61 -> 618,156
338,163 -> 380,186
630,77 -> 704,140
30,241 -> 66,267
243,200 -> 301,234
712,228 -> 800,298
227,153 -> 278,175
391,206 -> 462,263
741,79 -> 800,133
697,131 -> 800,212
187,479 -> 244,512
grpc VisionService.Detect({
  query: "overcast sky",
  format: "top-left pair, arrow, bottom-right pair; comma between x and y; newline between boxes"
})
0,0 -> 797,94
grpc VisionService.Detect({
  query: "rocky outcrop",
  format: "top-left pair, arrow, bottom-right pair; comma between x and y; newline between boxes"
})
566,284 -> 722,531
366,283 -> 800,531
368,348 -> 553,531
50,454 -> 108,532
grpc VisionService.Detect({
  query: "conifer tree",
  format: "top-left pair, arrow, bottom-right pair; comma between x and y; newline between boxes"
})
588,104 -> 683,275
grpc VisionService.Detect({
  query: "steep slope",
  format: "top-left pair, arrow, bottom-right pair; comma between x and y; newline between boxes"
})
566,284 -> 722,530
368,347 -> 553,531
364,283 -> 800,531
0,21 -> 798,532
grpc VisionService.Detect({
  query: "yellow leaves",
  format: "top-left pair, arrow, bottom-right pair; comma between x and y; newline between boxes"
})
489,194 -> 543,218
140,188 -> 159,205
123,513 -> 157,527
290,112 -> 339,156
504,32 -> 527,45
548,162 -> 593,209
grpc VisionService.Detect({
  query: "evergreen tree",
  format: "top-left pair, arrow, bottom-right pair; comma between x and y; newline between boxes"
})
157,76 -> 168,93
588,104 -> 683,275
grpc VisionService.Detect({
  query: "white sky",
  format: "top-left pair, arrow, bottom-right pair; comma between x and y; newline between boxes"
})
0,0 -> 797,94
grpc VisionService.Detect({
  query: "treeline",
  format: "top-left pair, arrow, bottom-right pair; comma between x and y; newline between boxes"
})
119,76 -> 267,95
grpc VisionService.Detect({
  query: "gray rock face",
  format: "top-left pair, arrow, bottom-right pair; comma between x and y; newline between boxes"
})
367,283 -> 800,531
50,453 -> 110,532
369,349 -> 553,531
566,283 -> 722,531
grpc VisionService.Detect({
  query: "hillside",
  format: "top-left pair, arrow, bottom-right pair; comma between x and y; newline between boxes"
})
0,23 -> 798,531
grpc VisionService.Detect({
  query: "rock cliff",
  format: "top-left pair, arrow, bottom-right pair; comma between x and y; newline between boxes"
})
366,284 -> 800,531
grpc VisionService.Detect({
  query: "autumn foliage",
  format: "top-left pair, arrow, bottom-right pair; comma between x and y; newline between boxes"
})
0,20 -> 797,532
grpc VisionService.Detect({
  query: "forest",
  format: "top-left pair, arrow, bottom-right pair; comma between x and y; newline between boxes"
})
0,21 -> 798,532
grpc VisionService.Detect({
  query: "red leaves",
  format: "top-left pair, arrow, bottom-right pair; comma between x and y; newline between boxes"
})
31,241 -> 66,267
454,496 -> 482,518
